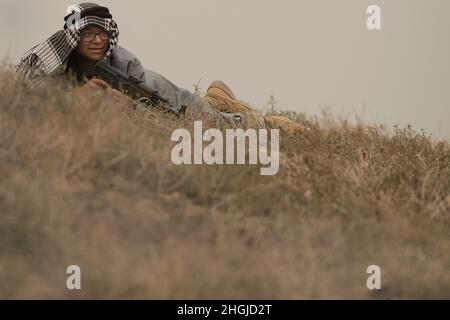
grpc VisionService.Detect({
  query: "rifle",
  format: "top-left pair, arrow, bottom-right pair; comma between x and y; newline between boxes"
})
93,60 -> 186,117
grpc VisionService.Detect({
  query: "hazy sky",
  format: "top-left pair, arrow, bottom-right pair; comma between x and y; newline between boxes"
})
1,0 -> 449,139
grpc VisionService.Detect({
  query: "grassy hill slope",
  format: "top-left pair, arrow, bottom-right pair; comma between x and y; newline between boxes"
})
0,69 -> 449,299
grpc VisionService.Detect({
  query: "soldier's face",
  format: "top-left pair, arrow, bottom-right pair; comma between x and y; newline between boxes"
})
76,25 -> 109,63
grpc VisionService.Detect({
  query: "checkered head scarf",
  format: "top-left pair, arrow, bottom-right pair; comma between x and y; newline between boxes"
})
17,2 -> 119,80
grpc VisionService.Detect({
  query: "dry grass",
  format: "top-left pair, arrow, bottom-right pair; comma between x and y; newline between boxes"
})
0,68 -> 449,299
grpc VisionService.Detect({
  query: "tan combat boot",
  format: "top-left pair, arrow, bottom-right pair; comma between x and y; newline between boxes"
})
203,81 -> 254,114
263,115 -> 310,136
203,80 -> 309,135
203,80 -> 266,128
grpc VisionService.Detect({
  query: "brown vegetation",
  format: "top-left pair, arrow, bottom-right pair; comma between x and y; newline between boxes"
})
0,69 -> 449,299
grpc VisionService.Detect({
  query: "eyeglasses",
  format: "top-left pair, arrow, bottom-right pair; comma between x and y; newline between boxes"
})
81,31 -> 110,42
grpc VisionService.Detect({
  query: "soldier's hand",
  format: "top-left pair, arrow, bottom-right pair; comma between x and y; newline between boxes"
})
111,89 -> 134,109
78,79 -> 134,109
79,78 -> 110,92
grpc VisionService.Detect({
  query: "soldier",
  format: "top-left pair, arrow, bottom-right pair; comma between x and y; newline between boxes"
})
17,2 -> 307,134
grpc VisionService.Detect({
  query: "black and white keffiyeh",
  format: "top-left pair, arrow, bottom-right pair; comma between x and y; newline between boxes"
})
17,3 -> 119,81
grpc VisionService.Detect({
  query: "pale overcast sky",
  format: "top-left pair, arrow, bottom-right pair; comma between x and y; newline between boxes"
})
1,0 -> 449,139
